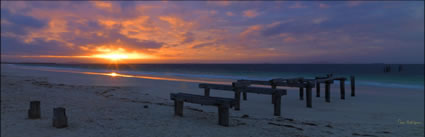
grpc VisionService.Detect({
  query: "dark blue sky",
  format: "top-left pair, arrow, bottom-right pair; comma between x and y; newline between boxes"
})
1,1 -> 424,63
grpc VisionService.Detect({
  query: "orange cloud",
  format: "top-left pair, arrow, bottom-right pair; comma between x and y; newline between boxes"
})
283,37 -> 297,43
208,1 -> 231,7
243,10 -> 259,18
226,12 -> 234,16
93,1 -> 112,9
241,25 -> 263,37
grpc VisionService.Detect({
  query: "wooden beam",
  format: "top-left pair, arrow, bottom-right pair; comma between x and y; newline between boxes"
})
170,93 -> 236,107
199,83 -> 234,91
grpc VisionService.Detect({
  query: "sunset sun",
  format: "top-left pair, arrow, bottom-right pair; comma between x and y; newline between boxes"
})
90,48 -> 156,61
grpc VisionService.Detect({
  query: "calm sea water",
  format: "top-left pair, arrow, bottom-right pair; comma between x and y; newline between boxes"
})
11,63 -> 425,89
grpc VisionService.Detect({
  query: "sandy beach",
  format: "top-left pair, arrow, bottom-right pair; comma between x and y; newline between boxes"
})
1,64 -> 424,137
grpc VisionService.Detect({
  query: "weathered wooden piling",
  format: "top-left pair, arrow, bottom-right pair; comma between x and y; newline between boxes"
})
204,88 -> 210,97
316,81 -> 320,97
218,105 -> 229,126
398,65 -> 403,72
174,100 -> 184,116
170,93 -> 237,127
273,93 -> 282,116
28,101 -> 41,119
299,87 -> 304,100
233,89 -> 241,111
243,91 -> 247,101
52,107 -> 68,128
306,82 -> 312,108
350,76 -> 355,96
340,79 -> 345,100
325,81 -> 331,103
271,84 -> 276,104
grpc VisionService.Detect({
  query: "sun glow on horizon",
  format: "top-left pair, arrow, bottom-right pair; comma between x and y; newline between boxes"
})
91,47 -> 156,61
108,72 -> 118,77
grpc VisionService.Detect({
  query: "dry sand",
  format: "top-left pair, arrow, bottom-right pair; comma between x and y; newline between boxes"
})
1,64 -> 424,137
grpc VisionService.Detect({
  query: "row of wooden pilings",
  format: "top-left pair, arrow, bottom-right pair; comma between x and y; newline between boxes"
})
315,75 -> 356,103
27,101 -> 68,128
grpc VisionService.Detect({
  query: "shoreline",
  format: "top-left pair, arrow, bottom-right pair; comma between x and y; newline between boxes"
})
4,64 -> 424,90
1,64 -> 424,137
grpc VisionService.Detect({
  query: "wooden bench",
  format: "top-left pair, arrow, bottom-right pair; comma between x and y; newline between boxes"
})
170,93 -> 237,126
199,82 -> 287,116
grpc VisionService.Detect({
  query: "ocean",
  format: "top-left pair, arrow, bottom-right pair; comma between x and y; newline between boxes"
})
8,63 -> 425,89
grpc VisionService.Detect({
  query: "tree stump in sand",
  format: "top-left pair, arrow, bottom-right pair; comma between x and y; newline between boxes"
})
28,101 -> 41,119
52,107 -> 68,128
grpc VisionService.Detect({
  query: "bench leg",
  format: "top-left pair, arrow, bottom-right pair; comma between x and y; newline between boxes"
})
234,91 -> 240,111
274,94 -> 281,116
325,83 -> 330,103
299,87 -> 304,100
340,80 -> 345,100
218,105 -> 229,127
204,88 -> 210,97
174,100 -> 184,116
306,87 -> 312,108
243,91 -> 247,100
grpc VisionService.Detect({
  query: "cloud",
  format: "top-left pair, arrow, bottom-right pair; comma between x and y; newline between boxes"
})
226,11 -> 234,16
319,3 -> 330,9
312,17 -> 328,24
283,37 -> 297,43
289,2 -> 307,9
92,1 -> 112,9
243,10 -> 259,18
240,25 -> 263,37
347,1 -> 362,7
191,42 -> 215,49
1,1 -> 423,63
208,1 -> 231,7
1,9 -> 46,29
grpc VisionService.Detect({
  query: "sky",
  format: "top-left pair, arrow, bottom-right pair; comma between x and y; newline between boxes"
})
1,1 -> 424,64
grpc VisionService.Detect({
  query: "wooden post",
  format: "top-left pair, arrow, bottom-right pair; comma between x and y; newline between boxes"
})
234,90 -> 241,111
316,81 -> 320,97
52,107 -> 68,128
325,81 -> 331,103
340,80 -> 345,100
299,87 -> 304,100
271,84 -> 276,104
243,91 -> 247,101
204,88 -> 210,96
174,100 -> 184,116
28,101 -> 41,119
218,105 -> 229,126
273,93 -> 281,116
350,76 -> 355,96
306,82 -> 312,108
